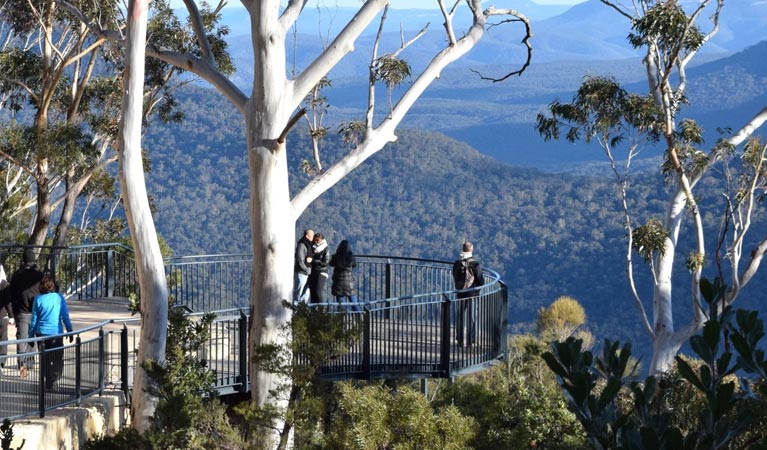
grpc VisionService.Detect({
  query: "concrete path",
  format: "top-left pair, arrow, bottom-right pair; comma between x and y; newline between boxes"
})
1,299 -> 138,450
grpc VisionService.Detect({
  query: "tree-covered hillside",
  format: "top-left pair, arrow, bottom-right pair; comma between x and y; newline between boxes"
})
143,86 -> 767,359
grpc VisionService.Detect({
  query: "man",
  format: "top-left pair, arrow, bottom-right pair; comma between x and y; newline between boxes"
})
294,229 -> 314,303
0,267 -> 11,368
10,248 -> 44,378
452,241 -> 484,347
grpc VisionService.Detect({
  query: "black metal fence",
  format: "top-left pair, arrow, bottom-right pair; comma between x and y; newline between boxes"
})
0,243 -> 138,300
0,245 -> 508,420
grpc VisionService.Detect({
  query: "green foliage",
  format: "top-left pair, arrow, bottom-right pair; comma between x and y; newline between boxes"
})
536,75 -> 661,146
543,280 -> 767,450
435,334 -> 588,450
87,304 -> 243,449
628,0 -> 705,54
0,419 -> 24,450
631,217 -> 668,263
537,295 -> 587,339
326,382 -> 475,450
234,302 -> 361,449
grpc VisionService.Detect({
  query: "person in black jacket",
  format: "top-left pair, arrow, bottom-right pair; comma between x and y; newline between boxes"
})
452,241 -> 484,347
308,233 -> 330,303
0,274 -> 11,368
330,240 -> 360,312
294,229 -> 314,303
10,248 -> 44,378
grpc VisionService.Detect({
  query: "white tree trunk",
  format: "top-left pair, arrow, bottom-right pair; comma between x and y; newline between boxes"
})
119,0 -> 169,431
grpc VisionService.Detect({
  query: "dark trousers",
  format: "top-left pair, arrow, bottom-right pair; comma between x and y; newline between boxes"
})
309,272 -> 328,303
15,313 -> 34,368
456,294 -> 476,346
41,336 -> 65,389
0,316 -> 8,366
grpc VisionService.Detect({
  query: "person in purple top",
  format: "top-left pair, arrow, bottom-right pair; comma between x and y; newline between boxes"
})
30,274 -> 73,390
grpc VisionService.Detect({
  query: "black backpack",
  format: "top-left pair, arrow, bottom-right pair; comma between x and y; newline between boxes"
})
453,258 -> 476,290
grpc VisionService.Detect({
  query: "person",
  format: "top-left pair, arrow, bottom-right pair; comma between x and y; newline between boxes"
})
30,274 -> 73,390
452,241 -> 484,347
308,233 -> 330,303
10,248 -> 43,378
294,229 -> 314,303
330,240 -> 360,311
0,271 -> 11,369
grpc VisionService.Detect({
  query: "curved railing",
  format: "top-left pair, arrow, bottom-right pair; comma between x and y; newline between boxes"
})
0,247 -> 508,420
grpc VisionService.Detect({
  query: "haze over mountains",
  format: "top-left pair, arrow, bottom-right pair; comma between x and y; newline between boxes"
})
212,0 -> 767,171
142,1 -> 767,356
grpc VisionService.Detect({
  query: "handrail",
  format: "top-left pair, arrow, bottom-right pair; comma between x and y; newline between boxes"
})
0,246 -> 508,421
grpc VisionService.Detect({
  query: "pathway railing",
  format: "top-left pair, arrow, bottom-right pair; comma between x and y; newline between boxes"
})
0,244 -> 508,420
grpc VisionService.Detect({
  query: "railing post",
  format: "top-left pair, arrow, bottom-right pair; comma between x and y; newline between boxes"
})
121,325 -> 129,395
75,336 -> 82,401
384,262 -> 392,320
238,311 -> 248,393
39,340 -> 46,418
106,249 -> 115,298
440,294 -> 451,377
363,309 -> 371,379
98,328 -> 105,393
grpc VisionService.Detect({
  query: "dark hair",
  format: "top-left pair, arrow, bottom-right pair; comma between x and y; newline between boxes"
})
335,240 -> 351,255
39,274 -> 57,294
22,248 -> 36,266
462,241 -> 473,253
334,240 -> 355,268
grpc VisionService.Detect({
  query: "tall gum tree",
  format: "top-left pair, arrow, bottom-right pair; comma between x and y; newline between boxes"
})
537,0 -> 767,374
118,0 -> 168,432
139,0 -> 532,444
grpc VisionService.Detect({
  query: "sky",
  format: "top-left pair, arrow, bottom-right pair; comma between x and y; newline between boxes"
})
297,0 -> 586,8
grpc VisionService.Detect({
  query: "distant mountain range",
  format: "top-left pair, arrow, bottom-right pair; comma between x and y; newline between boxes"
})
208,1 -> 767,172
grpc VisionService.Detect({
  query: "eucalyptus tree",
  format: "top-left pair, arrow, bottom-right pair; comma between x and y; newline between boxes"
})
0,0 -> 210,251
0,0 -> 122,248
123,0 -> 533,445
537,0 -> 767,374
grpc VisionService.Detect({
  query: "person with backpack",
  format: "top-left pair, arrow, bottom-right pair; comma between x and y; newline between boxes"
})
452,241 -> 484,347
10,248 -> 43,378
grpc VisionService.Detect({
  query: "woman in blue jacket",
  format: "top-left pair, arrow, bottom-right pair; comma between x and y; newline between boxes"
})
30,274 -> 73,390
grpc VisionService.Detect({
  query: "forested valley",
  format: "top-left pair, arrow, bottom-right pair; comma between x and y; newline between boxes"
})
142,84 -> 767,360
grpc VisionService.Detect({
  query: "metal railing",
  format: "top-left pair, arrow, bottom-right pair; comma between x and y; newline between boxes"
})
0,243 -> 138,300
0,245 -> 508,420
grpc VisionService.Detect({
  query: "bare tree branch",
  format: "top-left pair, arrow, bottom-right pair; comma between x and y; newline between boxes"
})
146,48 -> 248,113
291,0 -> 387,109
470,8 -> 532,82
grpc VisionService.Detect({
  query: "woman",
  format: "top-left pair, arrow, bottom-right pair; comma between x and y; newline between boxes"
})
30,274 -> 73,390
330,240 -> 360,311
308,233 -> 330,303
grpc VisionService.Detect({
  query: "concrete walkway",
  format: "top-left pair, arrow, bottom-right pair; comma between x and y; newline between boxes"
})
2,299 -> 139,450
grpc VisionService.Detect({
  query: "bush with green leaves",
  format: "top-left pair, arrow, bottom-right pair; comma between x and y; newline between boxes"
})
435,334 -> 588,450
322,381 -> 474,450
543,299 -> 767,450
85,304 -> 243,450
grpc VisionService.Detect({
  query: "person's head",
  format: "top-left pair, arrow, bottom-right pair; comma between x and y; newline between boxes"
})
462,241 -> 474,253
313,232 -> 324,244
336,239 -> 351,254
22,248 -> 37,267
304,229 -> 314,241
39,274 -> 57,294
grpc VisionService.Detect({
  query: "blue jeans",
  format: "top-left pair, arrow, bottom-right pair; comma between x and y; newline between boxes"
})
336,295 -> 361,312
294,272 -> 310,303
